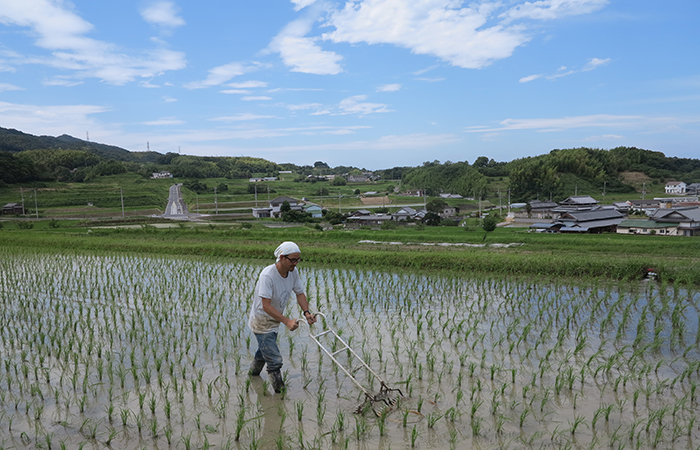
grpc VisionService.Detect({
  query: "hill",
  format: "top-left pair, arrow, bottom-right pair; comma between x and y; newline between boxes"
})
2,127 -> 700,203
0,127 -> 162,163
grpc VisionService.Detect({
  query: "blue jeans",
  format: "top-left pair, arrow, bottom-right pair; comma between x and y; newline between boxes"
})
253,332 -> 283,373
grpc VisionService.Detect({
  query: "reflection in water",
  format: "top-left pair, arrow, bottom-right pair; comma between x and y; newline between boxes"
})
0,249 -> 698,449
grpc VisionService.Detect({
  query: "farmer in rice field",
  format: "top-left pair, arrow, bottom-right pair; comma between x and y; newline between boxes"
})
248,241 -> 316,393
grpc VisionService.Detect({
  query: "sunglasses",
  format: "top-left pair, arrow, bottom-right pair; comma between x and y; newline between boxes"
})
283,255 -> 302,263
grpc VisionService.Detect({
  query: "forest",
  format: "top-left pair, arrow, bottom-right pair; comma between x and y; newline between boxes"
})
1,126 -> 699,202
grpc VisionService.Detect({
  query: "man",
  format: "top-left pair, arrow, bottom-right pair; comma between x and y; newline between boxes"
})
248,241 -> 317,393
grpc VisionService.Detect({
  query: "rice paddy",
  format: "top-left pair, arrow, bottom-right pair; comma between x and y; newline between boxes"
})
1,247 -> 699,449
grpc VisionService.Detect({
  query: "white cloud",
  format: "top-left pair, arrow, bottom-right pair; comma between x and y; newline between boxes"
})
140,1 -> 185,29
377,83 -> 401,92
220,89 -> 252,95
163,96 -> 177,102
0,0 -> 186,84
291,0 -> 320,11
500,0 -> 609,23
0,82 -> 23,91
324,0 -> 528,69
338,95 -> 391,115
241,96 -> 273,101
0,100 -> 110,137
210,114 -> 275,122
184,62 -> 256,89
268,16 -> 343,75
522,57 -> 610,82
286,103 -> 323,111
519,74 -> 542,83
583,57 -> 611,71
228,80 -> 268,88
465,114 -> 685,133
142,117 -> 184,126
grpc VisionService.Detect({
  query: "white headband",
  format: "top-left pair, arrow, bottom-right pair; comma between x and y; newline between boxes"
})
274,241 -> 300,262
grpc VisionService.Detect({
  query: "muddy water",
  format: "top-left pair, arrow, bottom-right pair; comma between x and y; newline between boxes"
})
0,250 -> 699,449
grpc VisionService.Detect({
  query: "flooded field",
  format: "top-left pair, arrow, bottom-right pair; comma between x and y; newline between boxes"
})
1,248 -> 699,449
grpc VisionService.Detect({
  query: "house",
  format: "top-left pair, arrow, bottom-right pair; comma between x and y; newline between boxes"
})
151,171 -> 173,179
269,196 -> 302,217
665,181 -> 687,195
654,197 -> 699,208
349,209 -> 372,217
557,209 -> 625,233
557,195 -> 598,208
440,205 -> 459,218
439,193 -> 463,199
612,202 -> 631,213
687,183 -> 700,195
403,189 -> 424,197
304,204 -> 323,218
346,214 -> 393,227
648,207 -> 700,237
627,199 -> 661,213
616,219 -> 674,235
392,207 -> 417,221
252,207 -> 272,218
2,202 -> 24,215
528,200 -> 559,219
532,208 -> 625,233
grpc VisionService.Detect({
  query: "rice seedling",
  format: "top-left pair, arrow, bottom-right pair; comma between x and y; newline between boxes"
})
1,247 -> 699,449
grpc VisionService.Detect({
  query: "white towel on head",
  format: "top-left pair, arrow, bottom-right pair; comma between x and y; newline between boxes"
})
274,241 -> 300,262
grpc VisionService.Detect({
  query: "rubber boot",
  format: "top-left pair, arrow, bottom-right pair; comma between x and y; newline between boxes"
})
269,370 -> 285,393
249,359 -> 265,376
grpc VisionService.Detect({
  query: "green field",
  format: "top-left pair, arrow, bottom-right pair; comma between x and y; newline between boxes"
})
2,221 -> 699,285
0,172 -> 670,220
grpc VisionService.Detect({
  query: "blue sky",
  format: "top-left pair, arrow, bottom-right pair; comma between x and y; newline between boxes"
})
0,0 -> 698,170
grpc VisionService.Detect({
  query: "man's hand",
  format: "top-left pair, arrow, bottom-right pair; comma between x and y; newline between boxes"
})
304,312 -> 317,325
286,318 -> 299,331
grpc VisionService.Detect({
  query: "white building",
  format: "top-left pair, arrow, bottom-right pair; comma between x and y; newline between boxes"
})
665,181 -> 687,195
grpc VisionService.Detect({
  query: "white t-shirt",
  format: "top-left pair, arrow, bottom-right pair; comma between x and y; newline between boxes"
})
247,263 -> 305,334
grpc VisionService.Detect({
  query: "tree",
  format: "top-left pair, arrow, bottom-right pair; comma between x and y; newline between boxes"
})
426,199 -> 447,214
482,215 -> 497,232
282,209 -> 311,223
280,200 -> 291,213
424,212 -> 441,226
331,176 -> 346,186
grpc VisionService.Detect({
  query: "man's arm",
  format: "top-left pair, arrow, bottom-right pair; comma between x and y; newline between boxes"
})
296,293 -> 317,325
261,297 -> 298,331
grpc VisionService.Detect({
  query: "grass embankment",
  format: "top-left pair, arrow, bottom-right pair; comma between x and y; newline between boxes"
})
2,223 -> 699,284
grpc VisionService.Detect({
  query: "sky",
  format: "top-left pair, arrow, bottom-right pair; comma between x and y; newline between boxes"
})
0,0 -> 699,170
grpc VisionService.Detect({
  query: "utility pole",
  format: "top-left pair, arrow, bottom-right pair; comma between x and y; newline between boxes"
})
498,189 -> 502,216
20,187 -> 25,215
196,194 -> 199,213
34,189 -> 38,219
642,182 -> 646,200
338,191 -> 342,213
120,188 -> 125,218
508,188 -> 511,214
214,186 -> 218,215
603,181 -> 607,197
478,191 -> 482,220
254,184 -> 258,207
575,185 -> 578,196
